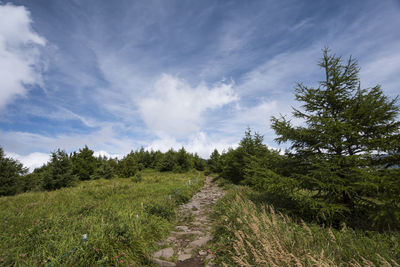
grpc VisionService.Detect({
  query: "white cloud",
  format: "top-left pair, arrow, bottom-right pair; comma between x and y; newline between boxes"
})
93,150 -> 122,159
238,46 -> 321,97
360,42 -> 400,96
0,3 -> 46,109
6,151 -> 49,172
0,125 -> 134,158
138,74 -> 238,138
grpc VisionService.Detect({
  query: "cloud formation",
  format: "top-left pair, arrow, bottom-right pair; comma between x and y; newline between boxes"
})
139,74 -> 238,138
0,3 -> 45,109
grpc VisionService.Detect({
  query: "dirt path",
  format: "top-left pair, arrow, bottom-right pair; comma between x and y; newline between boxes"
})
152,176 -> 224,267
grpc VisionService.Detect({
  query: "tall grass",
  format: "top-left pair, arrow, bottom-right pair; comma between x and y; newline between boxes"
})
0,170 -> 204,266
211,187 -> 400,267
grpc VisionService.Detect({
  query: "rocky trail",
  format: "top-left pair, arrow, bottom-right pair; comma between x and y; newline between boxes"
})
152,176 -> 225,267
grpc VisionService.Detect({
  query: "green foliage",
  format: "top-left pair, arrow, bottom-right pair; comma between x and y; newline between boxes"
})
71,146 -> 97,180
0,147 -> 27,196
131,171 -> 143,183
145,201 -> 175,220
92,158 -> 115,180
175,147 -> 192,172
207,149 -> 222,173
2,146 -> 205,196
0,170 -> 204,266
193,153 -> 206,171
221,128 -> 283,184
39,149 -> 77,191
157,150 -> 176,172
269,48 -> 400,229
118,152 -> 139,178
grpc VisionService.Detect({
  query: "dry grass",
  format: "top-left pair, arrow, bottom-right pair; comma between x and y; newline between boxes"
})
212,190 -> 400,267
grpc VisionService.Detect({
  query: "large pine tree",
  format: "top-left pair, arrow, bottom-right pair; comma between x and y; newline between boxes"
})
271,48 -> 399,227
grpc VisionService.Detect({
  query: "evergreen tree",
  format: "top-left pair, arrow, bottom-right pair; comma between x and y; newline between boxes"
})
193,153 -> 205,171
40,149 -> 77,190
118,152 -> 138,177
0,147 -> 28,196
208,149 -> 222,173
71,145 -> 97,180
92,158 -> 115,179
271,48 -> 400,226
157,150 -> 176,172
175,147 -> 192,172
221,129 -> 271,184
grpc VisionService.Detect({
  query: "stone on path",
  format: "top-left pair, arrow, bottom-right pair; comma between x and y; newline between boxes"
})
198,250 -> 207,256
153,247 -> 174,259
178,254 -> 192,261
189,235 -> 213,247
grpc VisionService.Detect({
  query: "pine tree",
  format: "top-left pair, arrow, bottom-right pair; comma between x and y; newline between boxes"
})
193,153 -> 205,171
157,150 -> 176,172
71,145 -> 97,180
0,147 -> 28,196
175,147 -> 192,172
40,149 -> 77,190
118,152 -> 139,177
271,48 -> 400,226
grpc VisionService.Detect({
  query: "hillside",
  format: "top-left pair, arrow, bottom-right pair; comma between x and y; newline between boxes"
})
0,170 -> 204,266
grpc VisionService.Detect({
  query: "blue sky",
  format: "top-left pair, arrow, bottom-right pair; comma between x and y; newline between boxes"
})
1,0 -> 399,170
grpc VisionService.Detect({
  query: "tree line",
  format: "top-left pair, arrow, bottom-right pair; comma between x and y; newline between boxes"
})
0,146 -> 206,196
210,48 -> 399,231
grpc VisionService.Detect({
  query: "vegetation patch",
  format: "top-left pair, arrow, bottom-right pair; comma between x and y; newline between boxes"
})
211,187 -> 400,266
0,170 -> 204,266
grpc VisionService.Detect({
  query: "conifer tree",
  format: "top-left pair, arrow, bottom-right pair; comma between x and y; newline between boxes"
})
208,149 -> 222,173
271,48 -> 400,224
40,149 -> 76,190
0,147 -> 27,196
71,145 -> 97,180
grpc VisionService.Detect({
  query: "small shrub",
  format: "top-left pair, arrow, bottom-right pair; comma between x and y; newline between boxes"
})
131,172 -> 143,183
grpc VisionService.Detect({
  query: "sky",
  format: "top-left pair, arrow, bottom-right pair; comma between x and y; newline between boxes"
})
1,0 -> 399,171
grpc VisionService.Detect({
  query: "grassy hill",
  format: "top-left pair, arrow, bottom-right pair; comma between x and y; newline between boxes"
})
0,170 -> 204,266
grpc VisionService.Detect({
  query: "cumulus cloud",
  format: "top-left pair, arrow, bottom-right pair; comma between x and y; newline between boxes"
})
6,151 -> 49,172
0,3 -> 46,109
138,74 -> 238,138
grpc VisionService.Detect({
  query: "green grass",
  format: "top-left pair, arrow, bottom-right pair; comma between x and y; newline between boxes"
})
210,184 -> 400,267
0,170 -> 204,266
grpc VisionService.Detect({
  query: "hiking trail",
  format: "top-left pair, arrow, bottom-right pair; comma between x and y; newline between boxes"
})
152,176 -> 225,267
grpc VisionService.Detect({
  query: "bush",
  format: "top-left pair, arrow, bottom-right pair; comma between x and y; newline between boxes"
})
131,172 -> 143,183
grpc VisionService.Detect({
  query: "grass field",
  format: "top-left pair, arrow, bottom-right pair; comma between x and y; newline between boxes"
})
211,185 -> 400,267
0,170 -> 204,266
